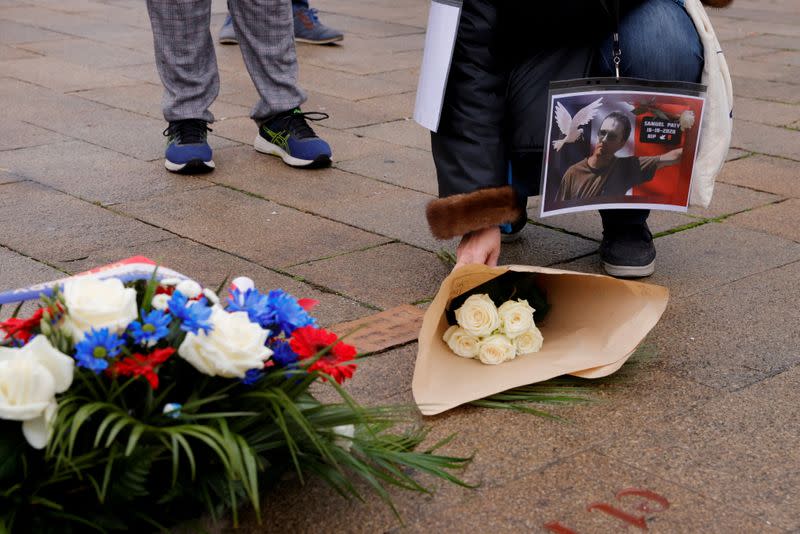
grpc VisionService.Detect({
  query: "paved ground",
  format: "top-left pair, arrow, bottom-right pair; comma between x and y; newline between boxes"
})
2,0 -> 800,532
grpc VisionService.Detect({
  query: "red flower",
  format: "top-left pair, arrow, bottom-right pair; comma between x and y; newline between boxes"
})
289,325 -> 357,384
107,347 -> 174,389
297,298 -> 318,312
0,306 -> 61,345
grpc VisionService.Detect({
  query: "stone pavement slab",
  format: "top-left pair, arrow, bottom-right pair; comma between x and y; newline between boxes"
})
351,119 -> 430,151
288,243 -> 449,310
0,181 -> 172,263
2,120 -> 69,151
115,185 -> 390,268
17,37 -> 152,69
729,75 -> 800,105
0,55 -> 134,92
0,140 -> 215,206
724,198 -> 800,242
599,365 -> 800,530
730,119 -> 800,161
0,246 -> 66,320
733,95 -> 800,127
335,145 -> 437,195
687,181 -> 782,219
717,154 -> 800,198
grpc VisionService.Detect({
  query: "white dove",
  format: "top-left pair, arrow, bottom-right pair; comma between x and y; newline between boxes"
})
551,97 -> 604,151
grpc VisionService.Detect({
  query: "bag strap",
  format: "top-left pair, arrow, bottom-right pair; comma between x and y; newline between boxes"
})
599,0 -> 622,78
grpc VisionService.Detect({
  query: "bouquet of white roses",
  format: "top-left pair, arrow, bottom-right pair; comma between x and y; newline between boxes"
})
443,294 -> 543,365
0,258 -> 469,533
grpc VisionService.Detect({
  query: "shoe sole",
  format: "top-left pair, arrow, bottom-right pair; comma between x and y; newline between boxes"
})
164,158 -> 215,174
295,35 -> 343,45
602,259 -> 655,278
219,37 -> 238,45
254,135 -> 331,168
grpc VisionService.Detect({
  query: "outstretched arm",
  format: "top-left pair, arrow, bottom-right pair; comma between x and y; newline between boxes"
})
655,147 -> 683,169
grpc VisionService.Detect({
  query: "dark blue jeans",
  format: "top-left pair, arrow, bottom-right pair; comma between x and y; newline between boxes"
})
594,0 -> 704,227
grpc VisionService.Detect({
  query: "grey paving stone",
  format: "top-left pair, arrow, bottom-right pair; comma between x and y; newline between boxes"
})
687,182 -> 782,219
74,83 -> 250,121
298,63 -> 410,101
104,62 -> 162,85
404,450 -> 781,533
527,197 -> 699,241
726,147 -> 750,161
54,237 -> 373,328
733,96 -> 800,127
725,55 -> 800,85
315,13 -> 424,38
365,66 -> 420,93
557,221 -> 800,299
740,33 -> 800,51
0,44 -> 38,60
0,55 -> 133,92
599,365 -> 800,530
1,120 -> 68,151
647,259 -> 800,390
731,118 -> 800,161
0,140 -> 214,205
289,243 -> 450,310
115,185 -> 389,268
0,181 -> 171,262
336,145 -> 437,195
0,20 -> 67,44
0,170 -> 23,185
731,76 -> 800,105
724,198 -> 800,242
350,119 -> 429,151
498,223 -> 600,266
301,90 -> 412,130
18,37 -> 152,69
748,49 -> 800,67
0,246 -> 66,320
717,154 -> 800,198
303,48 -> 421,76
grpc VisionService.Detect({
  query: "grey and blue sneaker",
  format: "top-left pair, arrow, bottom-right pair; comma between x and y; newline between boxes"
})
163,119 -> 214,174
293,7 -> 343,44
218,15 -> 237,44
255,109 -> 331,168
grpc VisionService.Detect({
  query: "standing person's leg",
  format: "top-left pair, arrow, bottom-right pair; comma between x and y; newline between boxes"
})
147,0 -> 218,173
593,0 -> 703,277
228,0 -> 332,168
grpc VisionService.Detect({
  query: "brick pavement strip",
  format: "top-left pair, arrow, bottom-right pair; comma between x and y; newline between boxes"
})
2,0 -> 800,530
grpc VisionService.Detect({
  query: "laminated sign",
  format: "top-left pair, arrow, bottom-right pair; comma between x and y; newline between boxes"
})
413,265 -> 669,416
540,78 -> 706,217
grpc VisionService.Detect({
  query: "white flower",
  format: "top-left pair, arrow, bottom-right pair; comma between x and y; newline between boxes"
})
513,326 -> 544,354
151,293 -> 170,311
160,277 -> 182,287
455,294 -> 500,338
202,288 -> 220,305
62,277 -> 138,340
0,336 -> 74,449
178,307 -> 272,378
443,325 -> 480,358
332,424 -> 355,452
231,276 -> 255,293
497,299 -> 535,339
477,334 -> 516,365
679,109 -> 695,131
176,280 -> 202,299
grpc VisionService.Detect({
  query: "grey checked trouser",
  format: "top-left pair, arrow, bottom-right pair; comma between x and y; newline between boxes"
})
146,0 -> 306,124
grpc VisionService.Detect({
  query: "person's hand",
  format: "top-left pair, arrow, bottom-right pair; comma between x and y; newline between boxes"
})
454,227 -> 501,270
658,147 -> 683,166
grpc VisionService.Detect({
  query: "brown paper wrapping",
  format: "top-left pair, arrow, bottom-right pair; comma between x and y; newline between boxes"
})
413,265 -> 669,415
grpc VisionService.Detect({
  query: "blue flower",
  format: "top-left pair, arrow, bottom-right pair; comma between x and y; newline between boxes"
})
227,287 -> 275,326
241,368 -> 264,386
128,309 -> 171,345
168,291 -> 213,335
270,339 -> 299,367
74,328 -> 124,373
267,289 -> 316,335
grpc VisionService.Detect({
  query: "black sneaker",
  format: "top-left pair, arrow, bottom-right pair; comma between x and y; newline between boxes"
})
600,222 -> 656,278
255,109 -> 331,168
162,119 -> 214,174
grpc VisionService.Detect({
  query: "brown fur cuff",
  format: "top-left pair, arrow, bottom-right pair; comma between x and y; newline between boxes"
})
700,0 -> 733,6
426,186 -> 525,240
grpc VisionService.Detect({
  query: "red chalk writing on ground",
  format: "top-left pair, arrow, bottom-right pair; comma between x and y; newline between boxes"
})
544,487 -> 670,532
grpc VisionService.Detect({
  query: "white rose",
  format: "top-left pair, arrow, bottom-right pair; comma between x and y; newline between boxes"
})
455,294 -> 500,338
202,288 -> 220,305
443,325 -> 480,358
332,424 -> 355,452
151,293 -> 170,310
679,110 -> 695,131
63,277 -> 138,340
0,336 -> 74,449
477,334 -> 516,365
513,326 -> 544,355
497,299 -> 535,339
176,280 -> 202,299
178,307 -> 272,378
160,277 -> 182,287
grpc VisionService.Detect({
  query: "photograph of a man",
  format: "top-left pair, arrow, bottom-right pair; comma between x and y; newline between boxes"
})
556,111 -> 683,202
